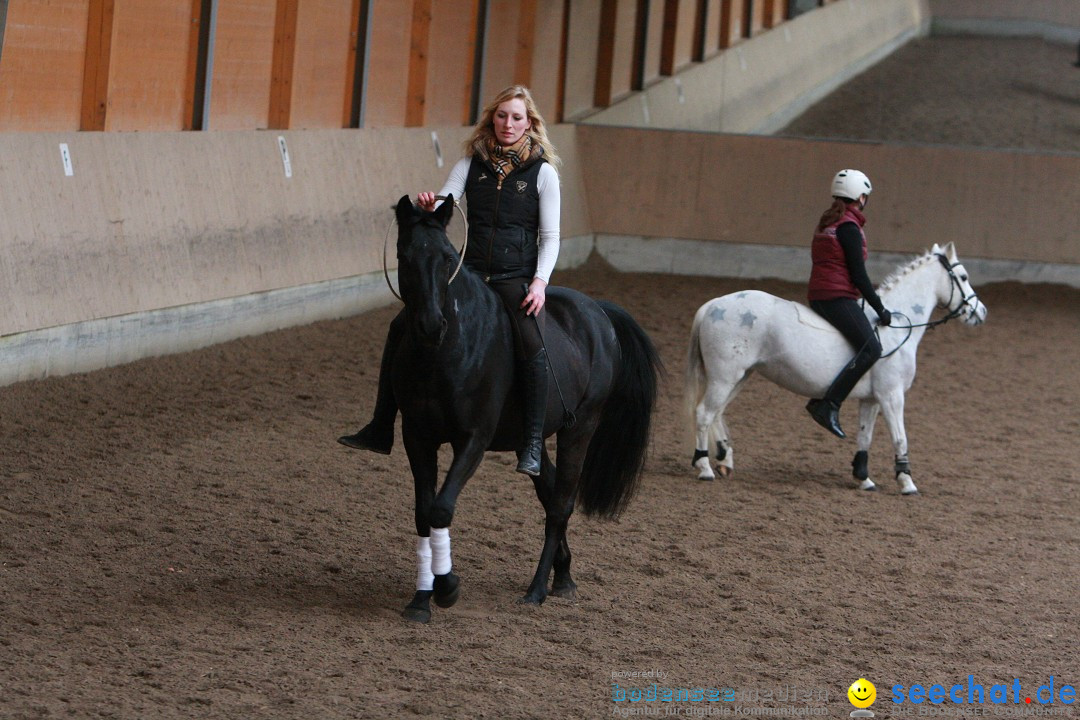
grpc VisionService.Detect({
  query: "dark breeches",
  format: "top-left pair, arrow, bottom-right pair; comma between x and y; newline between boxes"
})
810,297 -> 881,399
488,278 -> 545,359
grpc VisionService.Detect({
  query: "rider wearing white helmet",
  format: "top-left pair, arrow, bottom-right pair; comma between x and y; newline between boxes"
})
805,169 -> 892,438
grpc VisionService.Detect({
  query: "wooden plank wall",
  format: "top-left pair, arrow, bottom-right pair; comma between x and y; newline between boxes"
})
0,0 -> 89,131
0,0 -> 781,131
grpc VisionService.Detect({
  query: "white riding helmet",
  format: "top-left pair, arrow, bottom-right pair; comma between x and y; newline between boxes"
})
831,169 -> 872,201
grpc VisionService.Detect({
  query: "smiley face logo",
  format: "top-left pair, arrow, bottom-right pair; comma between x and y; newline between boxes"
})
848,679 -> 876,709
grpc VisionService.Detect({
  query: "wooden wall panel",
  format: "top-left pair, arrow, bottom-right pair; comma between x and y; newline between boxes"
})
641,0 -> 664,86
703,0 -> 721,57
288,0 -> 354,128
719,0 -> 746,48
404,0 -> 431,126
562,0 -> 602,120
609,0 -> 638,102
105,0 -> 195,131
481,0 -> 521,104
363,0 -> 412,127
596,0 -> 641,106
0,0 -> 89,132
528,0 -> 565,123
209,0 -> 276,130
762,0 -> 786,28
268,0 -> 298,129
425,0 -> 478,126
672,0 -> 698,71
749,0 -> 765,36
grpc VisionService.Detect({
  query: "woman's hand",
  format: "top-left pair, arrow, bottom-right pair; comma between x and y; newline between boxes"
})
417,192 -> 437,212
521,279 -> 547,316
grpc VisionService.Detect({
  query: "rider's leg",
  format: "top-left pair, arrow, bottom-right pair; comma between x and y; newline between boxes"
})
806,299 -> 881,438
490,280 -> 548,477
338,310 -> 404,453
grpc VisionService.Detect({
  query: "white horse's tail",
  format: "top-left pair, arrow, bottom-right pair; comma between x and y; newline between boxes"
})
684,304 -> 710,439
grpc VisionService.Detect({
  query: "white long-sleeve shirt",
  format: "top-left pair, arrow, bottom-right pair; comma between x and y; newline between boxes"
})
434,156 -> 562,284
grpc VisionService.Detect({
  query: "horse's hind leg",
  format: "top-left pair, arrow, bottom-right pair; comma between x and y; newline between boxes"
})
535,455 -> 578,604
550,535 -> 576,599
522,427 -> 594,605
693,377 -> 743,481
530,453 -> 576,599
712,415 -> 735,480
527,451 -> 578,604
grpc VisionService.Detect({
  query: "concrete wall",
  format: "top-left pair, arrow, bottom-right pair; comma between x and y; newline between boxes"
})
3,123 -> 1077,386
929,0 -> 1080,44
0,125 -> 590,384
582,0 -> 931,134
575,126 -> 1080,286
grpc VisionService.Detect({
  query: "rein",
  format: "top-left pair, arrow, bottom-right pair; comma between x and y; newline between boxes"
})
383,195 -> 469,301
876,253 -> 978,358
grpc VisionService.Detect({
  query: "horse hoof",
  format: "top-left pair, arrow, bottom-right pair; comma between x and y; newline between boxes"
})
902,489 -> 920,496
433,572 -> 460,608
402,590 -> 433,623
550,582 -> 577,600
401,605 -> 431,623
717,466 -> 733,480
697,473 -> 714,482
518,593 -> 545,606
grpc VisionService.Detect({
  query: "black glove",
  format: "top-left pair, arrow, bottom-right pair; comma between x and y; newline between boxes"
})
877,309 -> 892,327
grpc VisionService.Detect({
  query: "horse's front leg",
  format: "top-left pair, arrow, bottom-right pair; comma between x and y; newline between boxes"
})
402,439 -> 438,624
853,400 -> 880,491
424,432 -> 488,610
878,390 -> 918,495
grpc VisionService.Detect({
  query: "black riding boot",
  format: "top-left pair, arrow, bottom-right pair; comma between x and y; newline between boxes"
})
516,349 -> 549,477
805,398 -> 845,439
806,349 -> 876,439
338,314 -> 402,453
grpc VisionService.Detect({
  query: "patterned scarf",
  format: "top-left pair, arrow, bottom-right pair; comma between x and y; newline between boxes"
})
485,135 -> 533,182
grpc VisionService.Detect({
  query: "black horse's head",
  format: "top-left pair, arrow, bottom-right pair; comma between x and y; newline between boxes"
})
395,194 -> 458,349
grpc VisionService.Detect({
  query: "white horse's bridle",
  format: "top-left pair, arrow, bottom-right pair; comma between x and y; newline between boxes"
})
935,253 -> 981,323
878,253 -> 981,358
383,195 -> 469,301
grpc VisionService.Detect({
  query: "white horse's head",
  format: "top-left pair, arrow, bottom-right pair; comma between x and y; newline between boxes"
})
932,242 -> 988,326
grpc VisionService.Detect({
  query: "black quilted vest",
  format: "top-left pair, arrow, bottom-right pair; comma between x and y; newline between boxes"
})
462,149 -> 546,281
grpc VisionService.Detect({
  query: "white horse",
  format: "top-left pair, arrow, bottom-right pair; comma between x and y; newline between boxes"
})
686,242 -> 987,494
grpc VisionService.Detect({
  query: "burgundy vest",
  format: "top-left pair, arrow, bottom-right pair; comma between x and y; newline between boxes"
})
808,206 -> 867,301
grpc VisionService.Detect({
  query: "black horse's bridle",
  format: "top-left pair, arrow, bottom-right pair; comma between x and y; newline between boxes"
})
877,253 -> 981,359
383,195 -> 469,301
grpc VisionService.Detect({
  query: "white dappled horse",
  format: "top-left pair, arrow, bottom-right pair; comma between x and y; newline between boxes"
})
686,242 -> 987,494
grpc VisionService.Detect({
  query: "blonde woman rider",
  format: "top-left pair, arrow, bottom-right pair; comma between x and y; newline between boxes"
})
339,85 -> 561,478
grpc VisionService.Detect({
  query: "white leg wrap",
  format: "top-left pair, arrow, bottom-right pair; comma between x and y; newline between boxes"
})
430,527 -> 452,576
415,536 -> 434,591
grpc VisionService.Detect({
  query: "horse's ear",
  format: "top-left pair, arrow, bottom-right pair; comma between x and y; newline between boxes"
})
944,241 -> 957,262
434,193 -> 454,227
395,194 -> 414,226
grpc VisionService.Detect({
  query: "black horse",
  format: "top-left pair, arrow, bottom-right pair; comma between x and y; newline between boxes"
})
387,194 -> 662,623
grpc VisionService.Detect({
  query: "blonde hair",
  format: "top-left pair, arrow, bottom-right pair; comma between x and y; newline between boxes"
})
465,85 -> 561,170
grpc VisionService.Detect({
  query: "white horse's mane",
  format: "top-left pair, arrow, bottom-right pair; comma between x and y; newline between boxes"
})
878,248 -> 939,292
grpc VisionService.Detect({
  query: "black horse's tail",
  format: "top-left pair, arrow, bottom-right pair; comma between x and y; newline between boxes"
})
578,301 -> 663,519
